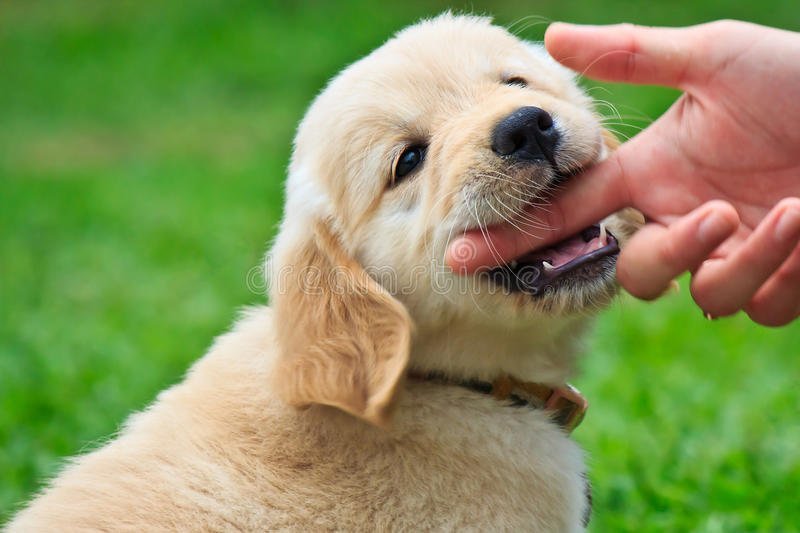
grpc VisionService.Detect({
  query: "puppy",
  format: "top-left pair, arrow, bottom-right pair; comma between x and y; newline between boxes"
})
9,14 -> 641,532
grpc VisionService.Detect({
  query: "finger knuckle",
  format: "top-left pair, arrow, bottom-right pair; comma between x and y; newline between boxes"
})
610,153 -> 634,206
690,279 -> 741,318
622,49 -> 638,81
616,257 -> 663,301
707,19 -> 741,35
745,305 -> 795,328
773,263 -> 800,286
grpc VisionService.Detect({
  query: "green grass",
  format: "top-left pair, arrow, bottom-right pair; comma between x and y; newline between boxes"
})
1,1 -> 798,529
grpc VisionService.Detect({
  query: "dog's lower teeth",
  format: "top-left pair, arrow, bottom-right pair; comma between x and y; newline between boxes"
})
542,261 -> 555,271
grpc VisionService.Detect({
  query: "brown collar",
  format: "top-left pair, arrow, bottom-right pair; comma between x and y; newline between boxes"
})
409,371 -> 588,433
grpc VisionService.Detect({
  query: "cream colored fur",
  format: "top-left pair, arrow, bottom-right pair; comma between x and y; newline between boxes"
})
9,14 -> 641,532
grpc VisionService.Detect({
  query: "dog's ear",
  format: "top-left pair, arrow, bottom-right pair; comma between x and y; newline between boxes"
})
269,220 -> 412,427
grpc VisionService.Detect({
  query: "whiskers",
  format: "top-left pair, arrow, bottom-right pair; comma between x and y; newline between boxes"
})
457,170 -> 560,295
599,118 -> 649,142
586,85 -> 655,142
506,15 -> 552,39
470,170 -> 555,235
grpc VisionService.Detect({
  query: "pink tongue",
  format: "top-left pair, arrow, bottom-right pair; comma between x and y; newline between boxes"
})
524,235 -> 604,268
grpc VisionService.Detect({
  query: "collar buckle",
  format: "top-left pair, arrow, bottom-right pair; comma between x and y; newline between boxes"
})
544,384 -> 588,433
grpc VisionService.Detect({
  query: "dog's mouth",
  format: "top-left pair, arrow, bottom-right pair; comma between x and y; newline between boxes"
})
488,223 -> 619,296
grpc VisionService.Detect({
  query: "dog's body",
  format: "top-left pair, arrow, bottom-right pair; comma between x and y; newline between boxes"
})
10,308 -> 587,531
10,14 -> 641,532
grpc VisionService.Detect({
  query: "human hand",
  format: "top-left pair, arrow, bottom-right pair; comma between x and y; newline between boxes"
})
447,20 -> 800,326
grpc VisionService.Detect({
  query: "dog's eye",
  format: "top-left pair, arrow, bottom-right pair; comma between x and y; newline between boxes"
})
503,76 -> 528,88
393,146 -> 426,184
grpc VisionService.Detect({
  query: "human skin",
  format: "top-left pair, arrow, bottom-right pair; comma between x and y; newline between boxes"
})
447,20 -> 800,326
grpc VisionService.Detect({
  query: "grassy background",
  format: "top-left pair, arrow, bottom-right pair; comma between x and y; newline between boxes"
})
1,1 -> 799,530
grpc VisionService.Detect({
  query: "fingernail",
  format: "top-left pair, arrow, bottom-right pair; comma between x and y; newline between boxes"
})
775,207 -> 800,242
697,211 -> 733,245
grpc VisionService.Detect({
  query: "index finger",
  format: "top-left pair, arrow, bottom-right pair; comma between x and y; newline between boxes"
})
544,22 -> 702,89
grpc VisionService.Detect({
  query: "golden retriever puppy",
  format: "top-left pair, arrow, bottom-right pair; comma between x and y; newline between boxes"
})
9,14 -> 641,532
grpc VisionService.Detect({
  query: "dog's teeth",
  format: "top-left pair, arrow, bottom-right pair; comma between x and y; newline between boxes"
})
509,260 -> 518,269
542,261 -> 554,271
599,223 -> 608,246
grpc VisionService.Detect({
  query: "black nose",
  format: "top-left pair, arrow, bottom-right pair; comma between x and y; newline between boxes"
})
491,106 -> 559,162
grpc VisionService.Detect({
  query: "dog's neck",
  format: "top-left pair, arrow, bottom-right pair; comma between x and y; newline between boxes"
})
407,371 -> 589,433
407,314 -> 592,385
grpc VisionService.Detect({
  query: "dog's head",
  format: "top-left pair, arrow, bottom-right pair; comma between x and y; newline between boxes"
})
268,14 -> 641,426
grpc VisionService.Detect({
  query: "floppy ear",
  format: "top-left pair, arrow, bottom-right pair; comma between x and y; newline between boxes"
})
269,220 -> 412,427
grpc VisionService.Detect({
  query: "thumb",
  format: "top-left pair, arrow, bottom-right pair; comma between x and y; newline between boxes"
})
545,22 -> 705,89
446,149 -> 631,273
